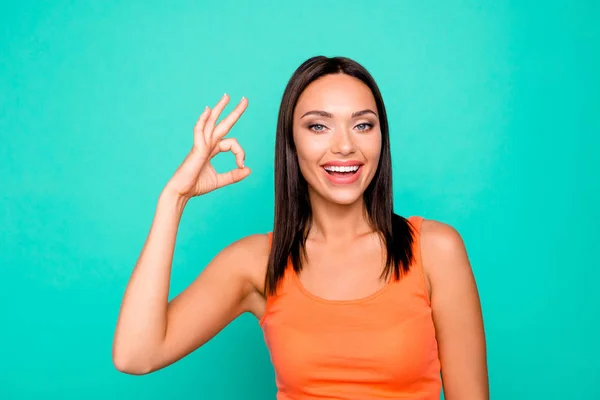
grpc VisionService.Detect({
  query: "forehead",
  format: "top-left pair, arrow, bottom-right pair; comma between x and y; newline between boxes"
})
294,74 -> 377,117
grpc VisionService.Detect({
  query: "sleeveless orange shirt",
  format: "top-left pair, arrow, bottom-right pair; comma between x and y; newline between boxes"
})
259,216 -> 442,399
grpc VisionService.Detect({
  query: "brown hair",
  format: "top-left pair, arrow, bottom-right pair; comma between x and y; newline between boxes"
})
265,56 -> 414,295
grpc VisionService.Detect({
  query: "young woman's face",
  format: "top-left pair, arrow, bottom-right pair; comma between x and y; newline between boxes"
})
292,73 -> 382,206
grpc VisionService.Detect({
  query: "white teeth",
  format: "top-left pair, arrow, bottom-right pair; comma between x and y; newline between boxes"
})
324,165 -> 360,173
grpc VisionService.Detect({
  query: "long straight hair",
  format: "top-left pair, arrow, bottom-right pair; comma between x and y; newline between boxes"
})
265,56 -> 415,296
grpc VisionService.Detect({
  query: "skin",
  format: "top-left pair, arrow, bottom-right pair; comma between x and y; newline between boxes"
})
293,73 -> 382,209
112,74 -> 488,399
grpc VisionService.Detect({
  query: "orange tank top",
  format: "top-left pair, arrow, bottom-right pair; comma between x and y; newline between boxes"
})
259,216 -> 442,400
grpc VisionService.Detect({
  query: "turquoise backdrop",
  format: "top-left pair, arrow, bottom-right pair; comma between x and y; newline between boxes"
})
1,1 -> 598,399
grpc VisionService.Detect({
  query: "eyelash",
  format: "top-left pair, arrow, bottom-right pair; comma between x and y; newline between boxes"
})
308,123 -> 374,132
355,123 -> 373,131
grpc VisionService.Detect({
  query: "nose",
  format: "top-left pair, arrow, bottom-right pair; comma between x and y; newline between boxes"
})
330,128 -> 356,155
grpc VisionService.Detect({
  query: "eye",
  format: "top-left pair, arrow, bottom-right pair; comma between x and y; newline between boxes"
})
308,123 -> 327,132
355,122 -> 373,132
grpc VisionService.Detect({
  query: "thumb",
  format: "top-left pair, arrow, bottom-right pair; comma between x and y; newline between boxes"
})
216,166 -> 251,188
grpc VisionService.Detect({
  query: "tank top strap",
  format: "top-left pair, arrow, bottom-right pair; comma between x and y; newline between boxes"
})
405,215 -> 431,305
265,231 -> 296,292
260,232 -> 296,316
408,215 -> 424,260
265,231 -> 293,286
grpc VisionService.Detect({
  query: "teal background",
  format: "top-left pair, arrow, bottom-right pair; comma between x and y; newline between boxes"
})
1,0 -> 598,398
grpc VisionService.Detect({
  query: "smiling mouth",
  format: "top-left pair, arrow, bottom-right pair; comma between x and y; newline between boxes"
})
323,165 -> 361,176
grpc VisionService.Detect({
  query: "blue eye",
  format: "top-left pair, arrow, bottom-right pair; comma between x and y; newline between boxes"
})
309,124 -> 326,132
356,123 -> 373,131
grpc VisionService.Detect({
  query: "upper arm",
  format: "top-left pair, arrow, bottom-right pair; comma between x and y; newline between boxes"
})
153,233 -> 269,372
421,220 -> 489,399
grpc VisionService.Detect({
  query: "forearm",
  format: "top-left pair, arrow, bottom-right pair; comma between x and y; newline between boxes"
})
112,189 -> 189,373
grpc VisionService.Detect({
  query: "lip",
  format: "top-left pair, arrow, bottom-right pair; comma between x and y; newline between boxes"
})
321,164 -> 363,185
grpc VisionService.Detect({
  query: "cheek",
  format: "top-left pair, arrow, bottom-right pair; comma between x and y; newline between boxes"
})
293,133 -> 324,167
292,136 -> 315,182
360,133 -> 382,164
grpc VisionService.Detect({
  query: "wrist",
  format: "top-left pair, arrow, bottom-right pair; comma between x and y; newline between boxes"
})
158,187 -> 189,213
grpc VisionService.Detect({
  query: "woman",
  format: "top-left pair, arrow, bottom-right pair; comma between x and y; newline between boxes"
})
112,56 -> 489,399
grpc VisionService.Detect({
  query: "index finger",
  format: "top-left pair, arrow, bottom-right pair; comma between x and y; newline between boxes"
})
212,97 -> 248,140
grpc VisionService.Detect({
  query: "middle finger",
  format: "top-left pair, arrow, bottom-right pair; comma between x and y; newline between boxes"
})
212,97 -> 249,141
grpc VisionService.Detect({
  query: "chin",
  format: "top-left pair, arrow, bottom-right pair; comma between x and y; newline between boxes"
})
320,189 -> 365,206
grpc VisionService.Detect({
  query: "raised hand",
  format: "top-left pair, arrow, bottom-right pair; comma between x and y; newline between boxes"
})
165,94 -> 251,199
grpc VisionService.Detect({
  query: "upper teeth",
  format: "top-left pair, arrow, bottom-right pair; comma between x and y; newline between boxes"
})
324,165 -> 359,172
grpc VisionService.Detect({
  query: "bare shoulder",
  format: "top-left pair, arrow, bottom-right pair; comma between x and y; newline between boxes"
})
216,233 -> 270,295
222,233 -> 270,259
419,219 -> 473,287
420,219 -> 466,254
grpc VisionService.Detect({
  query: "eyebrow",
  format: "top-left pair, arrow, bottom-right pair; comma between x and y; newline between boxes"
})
300,109 -> 378,119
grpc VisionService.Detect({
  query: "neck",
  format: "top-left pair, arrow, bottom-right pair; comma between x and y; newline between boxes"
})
306,189 -> 373,241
